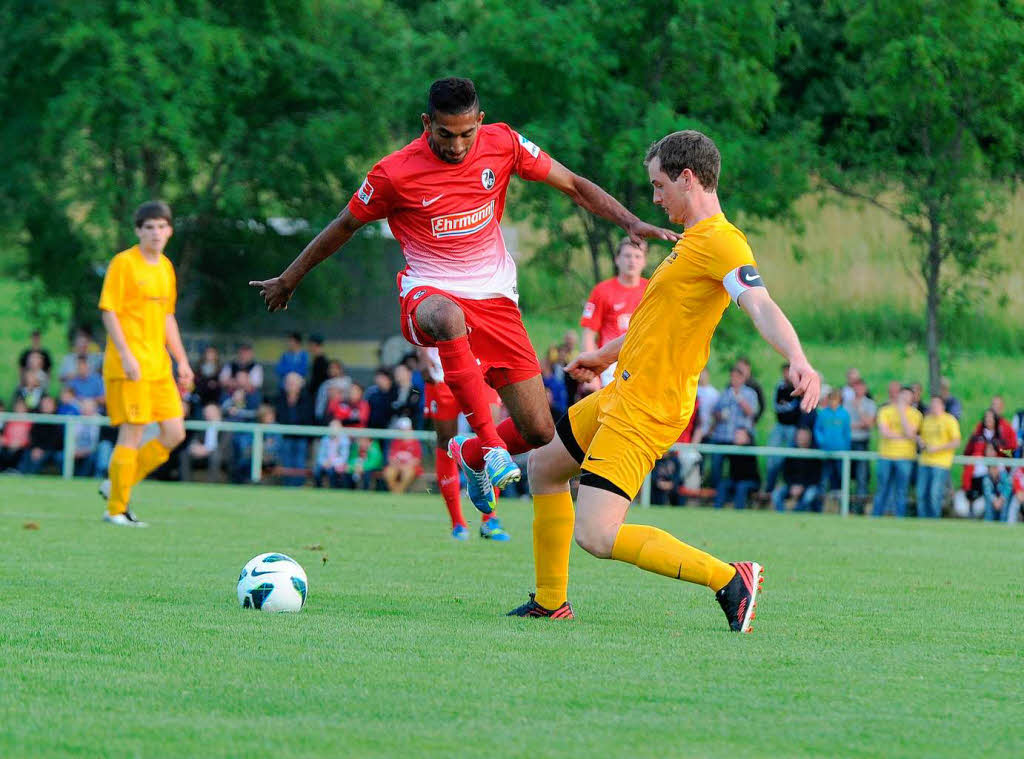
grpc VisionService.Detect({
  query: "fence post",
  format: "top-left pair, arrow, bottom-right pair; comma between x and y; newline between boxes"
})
62,423 -> 75,479
250,428 -> 264,483
639,472 -> 652,507
840,454 -> 851,517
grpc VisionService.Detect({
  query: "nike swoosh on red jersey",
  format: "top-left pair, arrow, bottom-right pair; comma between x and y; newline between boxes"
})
421,194 -> 444,207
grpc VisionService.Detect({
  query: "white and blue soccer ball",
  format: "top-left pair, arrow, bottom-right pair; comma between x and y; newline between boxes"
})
237,552 -> 308,612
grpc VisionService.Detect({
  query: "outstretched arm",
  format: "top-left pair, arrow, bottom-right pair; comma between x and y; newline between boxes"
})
543,160 -> 678,245
249,208 -> 365,311
737,288 -> 820,412
565,334 -> 626,382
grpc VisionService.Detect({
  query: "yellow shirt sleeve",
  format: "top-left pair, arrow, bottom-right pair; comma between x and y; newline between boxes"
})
703,228 -> 757,282
98,254 -> 126,313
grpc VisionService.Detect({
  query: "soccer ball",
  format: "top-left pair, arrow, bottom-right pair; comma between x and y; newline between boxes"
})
237,552 -> 308,612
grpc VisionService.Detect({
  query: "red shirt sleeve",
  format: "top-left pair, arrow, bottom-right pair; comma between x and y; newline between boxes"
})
508,126 -> 552,181
580,283 -> 604,330
347,161 -> 398,223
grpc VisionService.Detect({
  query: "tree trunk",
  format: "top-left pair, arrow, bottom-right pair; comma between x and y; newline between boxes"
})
924,206 -> 943,395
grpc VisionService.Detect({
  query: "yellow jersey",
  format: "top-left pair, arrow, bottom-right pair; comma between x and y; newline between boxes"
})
877,404 -> 922,460
613,213 -> 756,427
99,245 -> 176,381
918,412 -> 961,469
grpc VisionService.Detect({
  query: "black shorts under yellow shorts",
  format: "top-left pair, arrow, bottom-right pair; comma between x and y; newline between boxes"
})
556,381 -> 689,500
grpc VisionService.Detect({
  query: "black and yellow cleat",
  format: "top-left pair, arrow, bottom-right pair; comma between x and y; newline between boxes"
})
715,561 -> 763,633
506,593 -> 575,619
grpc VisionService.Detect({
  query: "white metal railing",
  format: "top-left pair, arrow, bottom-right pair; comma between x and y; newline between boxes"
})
0,412 -> 1016,516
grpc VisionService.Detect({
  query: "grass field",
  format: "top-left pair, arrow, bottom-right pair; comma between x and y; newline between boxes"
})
2,478 -> 1021,758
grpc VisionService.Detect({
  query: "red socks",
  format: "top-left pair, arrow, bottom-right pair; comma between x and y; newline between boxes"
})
461,416 -> 532,470
436,337 -> 504,455
435,447 -> 465,528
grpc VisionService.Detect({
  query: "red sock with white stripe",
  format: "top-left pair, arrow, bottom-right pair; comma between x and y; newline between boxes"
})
460,416 -> 531,470
436,447 -> 465,528
436,337 -> 505,457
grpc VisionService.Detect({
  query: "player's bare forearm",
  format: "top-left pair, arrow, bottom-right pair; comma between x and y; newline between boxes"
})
543,160 -> 678,243
250,208 -> 364,311
598,334 -> 626,364
101,310 -> 131,361
164,314 -> 189,368
739,289 -> 819,411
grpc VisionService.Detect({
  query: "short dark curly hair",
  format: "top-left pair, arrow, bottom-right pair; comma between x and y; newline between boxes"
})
644,130 -> 720,191
428,77 -> 479,117
134,200 -> 172,227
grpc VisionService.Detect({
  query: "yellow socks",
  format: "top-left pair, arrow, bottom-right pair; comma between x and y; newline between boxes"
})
133,439 -> 171,486
532,491 -> 575,610
611,524 -> 736,591
107,445 -> 139,516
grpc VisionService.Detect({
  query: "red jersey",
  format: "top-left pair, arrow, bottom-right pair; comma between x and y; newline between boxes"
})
580,277 -> 649,348
347,123 -> 552,303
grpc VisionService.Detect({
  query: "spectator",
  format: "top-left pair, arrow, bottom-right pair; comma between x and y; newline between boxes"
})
844,378 -> 877,506
58,330 -> 101,383
314,360 -> 351,422
814,388 -> 851,493
694,369 -> 719,442
966,405 -> 1015,452
308,334 -> 329,399
195,346 -> 224,407
71,398 -> 101,477
275,332 -> 309,384
18,330 -> 53,374
872,385 -> 922,518
187,403 -> 226,481
258,404 -> 283,476
329,383 -> 370,428
222,380 -> 259,424
735,356 -> 765,423
960,420 -> 994,503
1007,467 -> 1024,524
19,396 -> 64,474
650,450 -> 682,506
772,427 -> 823,512
707,365 -> 759,486
391,364 -> 422,428
223,383 -> 260,482
542,359 -> 568,418
910,382 -> 927,414
219,342 -> 264,395
67,355 -> 104,403
342,437 -> 383,490
56,386 -> 80,416
382,417 -> 423,494
714,428 -> 761,510
22,350 -> 50,389
0,398 -> 32,471
275,372 -> 314,487
764,362 -> 800,493
841,367 -> 861,406
365,368 -> 397,429
974,396 -> 1018,454
939,377 -> 962,421
916,395 -> 961,518
313,420 -> 351,488
981,443 -> 1012,522
12,367 -> 46,411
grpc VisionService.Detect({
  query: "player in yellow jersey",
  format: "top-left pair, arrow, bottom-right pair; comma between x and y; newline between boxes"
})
98,202 -> 191,527
507,131 -> 821,631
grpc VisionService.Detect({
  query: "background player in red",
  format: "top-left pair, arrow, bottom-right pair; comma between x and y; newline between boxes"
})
580,238 -> 649,386
250,77 -> 676,514
419,347 -> 509,541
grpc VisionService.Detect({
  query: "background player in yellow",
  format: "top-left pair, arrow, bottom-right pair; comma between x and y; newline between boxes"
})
98,201 -> 191,526
507,131 -> 821,631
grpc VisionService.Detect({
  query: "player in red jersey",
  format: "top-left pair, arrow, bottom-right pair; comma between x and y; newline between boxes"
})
251,78 -> 676,514
580,238 -> 649,386
419,347 -> 509,541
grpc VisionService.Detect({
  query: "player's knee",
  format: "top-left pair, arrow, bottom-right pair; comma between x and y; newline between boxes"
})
573,521 -> 615,559
521,419 -> 554,449
166,426 -> 186,448
416,297 -> 466,341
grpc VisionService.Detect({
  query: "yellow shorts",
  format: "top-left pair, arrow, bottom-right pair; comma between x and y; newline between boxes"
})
105,375 -> 183,426
560,382 -> 689,500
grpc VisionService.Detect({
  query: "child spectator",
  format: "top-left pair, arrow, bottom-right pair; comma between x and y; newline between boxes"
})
714,428 -> 761,510
195,346 -> 224,407
67,355 -> 104,403
814,388 -> 851,493
382,418 -> 423,494
981,443 -> 1012,522
19,396 -> 64,474
329,383 -> 370,428
365,368 -> 397,429
772,427 -> 823,512
916,395 -> 961,518
313,420 -> 351,488
342,437 -> 383,490
0,398 -> 32,470
314,360 -> 351,422
650,451 -> 682,506
12,367 -> 46,411
872,385 -> 922,518
72,398 -> 101,476
56,386 -> 80,416
18,330 -> 53,374
391,364 -> 422,429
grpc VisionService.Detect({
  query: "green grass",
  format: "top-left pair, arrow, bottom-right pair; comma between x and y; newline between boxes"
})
2,478 -> 1021,758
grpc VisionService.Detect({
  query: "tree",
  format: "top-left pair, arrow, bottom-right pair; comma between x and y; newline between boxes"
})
782,0 -> 1024,391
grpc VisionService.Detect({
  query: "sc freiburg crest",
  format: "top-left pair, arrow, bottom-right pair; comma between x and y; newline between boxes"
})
481,168 -> 495,190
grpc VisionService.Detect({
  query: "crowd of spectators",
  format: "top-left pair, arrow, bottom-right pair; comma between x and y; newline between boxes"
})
4,325 -> 1023,522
